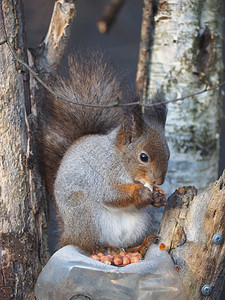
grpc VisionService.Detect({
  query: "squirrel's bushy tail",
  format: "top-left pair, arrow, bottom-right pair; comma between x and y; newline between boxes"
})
37,53 -> 133,194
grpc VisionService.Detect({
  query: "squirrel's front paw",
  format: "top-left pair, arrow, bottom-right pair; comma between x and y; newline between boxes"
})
151,190 -> 167,207
135,186 -> 167,208
135,186 -> 154,208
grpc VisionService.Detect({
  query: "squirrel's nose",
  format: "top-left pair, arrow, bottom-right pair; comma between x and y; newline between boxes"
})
148,173 -> 165,186
156,176 -> 165,185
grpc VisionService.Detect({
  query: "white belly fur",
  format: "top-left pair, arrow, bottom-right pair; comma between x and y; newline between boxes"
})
98,206 -> 150,248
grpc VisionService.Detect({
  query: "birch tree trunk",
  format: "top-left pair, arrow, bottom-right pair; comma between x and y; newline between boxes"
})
144,0 -> 223,194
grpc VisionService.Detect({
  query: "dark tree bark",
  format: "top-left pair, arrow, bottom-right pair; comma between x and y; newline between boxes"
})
0,0 -> 49,299
0,0 -> 76,298
136,0 -> 155,99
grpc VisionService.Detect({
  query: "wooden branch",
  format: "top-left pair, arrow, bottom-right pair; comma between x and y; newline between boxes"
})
34,0 -> 76,75
136,0 -> 155,98
159,171 -> 225,299
97,0 -> 125,34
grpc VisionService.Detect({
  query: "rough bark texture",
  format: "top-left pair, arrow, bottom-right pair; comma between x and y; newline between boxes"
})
0,1 -> 49,299
32,0 -> 76,76
159,171 -> 225,299
28,0 -> 77,125
0,0 -> 77,298
145,0 -> 223,194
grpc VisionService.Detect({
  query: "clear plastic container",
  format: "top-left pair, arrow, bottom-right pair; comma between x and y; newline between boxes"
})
35,244 -> 186,300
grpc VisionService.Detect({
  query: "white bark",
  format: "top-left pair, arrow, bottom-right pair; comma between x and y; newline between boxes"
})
146,0 -> 223,194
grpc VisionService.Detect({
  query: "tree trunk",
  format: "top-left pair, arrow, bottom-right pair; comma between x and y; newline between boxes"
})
0,0 -> 76,298
159,171 -> 225,299
0,1 -> 48,299
137,1 -> 225,298
143,0 -> 223,194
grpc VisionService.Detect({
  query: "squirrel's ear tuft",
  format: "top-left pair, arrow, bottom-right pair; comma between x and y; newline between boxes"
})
142,91 -> 168,128
122,90 -> 168,128
117,114 -> 144,146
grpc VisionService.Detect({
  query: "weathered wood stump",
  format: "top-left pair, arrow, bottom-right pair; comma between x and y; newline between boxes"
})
159,170 -> 225,299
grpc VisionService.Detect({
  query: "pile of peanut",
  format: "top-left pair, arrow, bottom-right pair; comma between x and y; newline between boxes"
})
90,251 -> 143,266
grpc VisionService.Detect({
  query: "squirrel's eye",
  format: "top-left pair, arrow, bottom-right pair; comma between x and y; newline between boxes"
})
140,153 -> 148,163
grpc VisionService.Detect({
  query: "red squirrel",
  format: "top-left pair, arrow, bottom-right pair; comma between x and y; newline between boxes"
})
37,54 -> 170,253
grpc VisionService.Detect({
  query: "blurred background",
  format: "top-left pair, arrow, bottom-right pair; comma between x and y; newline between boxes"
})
23,0 -> 142,82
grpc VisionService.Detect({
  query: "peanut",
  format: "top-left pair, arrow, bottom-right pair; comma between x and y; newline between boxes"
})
122,255 -> 131,265
101,255 -> 113,265
90,254 -> 100,261
113,255 -> 123,266
130,256 -> 141,263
